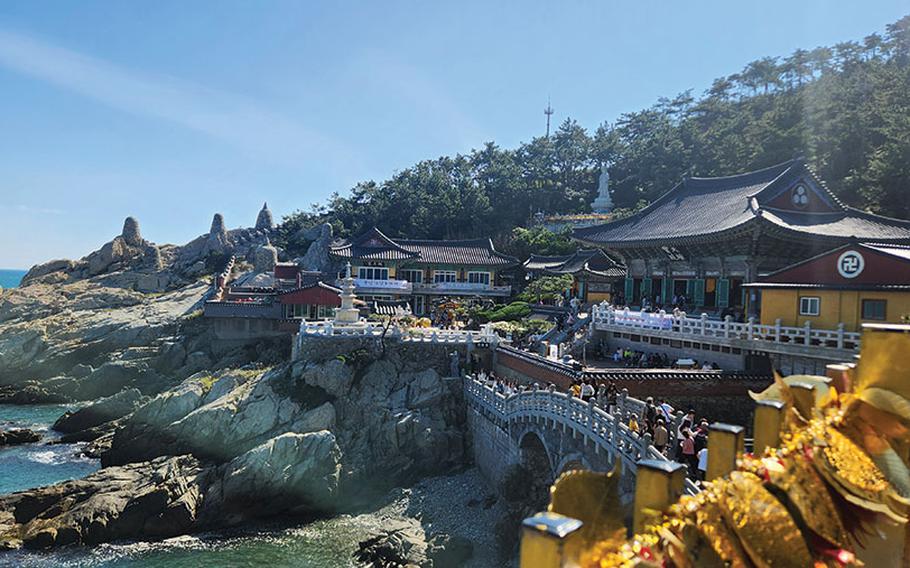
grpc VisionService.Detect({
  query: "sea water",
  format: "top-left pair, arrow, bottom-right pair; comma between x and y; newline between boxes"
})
0,404 -> 99,495
0,269 -> 25,289
0,273 -> 371,566
0,404 -> 369,567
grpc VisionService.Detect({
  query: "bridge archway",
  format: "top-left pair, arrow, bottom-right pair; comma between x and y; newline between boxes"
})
555,453 -> 593,476
518,431 -> 553,483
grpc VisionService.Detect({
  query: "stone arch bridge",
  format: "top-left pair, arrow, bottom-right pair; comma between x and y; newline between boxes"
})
464,377 -> 699,501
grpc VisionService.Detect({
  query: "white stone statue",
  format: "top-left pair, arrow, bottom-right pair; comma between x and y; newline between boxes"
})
591,165 -> 614,213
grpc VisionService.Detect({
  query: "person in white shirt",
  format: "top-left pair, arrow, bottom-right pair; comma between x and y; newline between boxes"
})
581,381 -> 595,401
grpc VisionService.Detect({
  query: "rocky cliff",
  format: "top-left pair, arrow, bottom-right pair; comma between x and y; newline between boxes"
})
1,209 -> 296,403
0,339 -> 469,550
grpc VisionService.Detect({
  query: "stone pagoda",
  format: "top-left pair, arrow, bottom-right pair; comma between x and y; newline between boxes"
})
333,262 -> 361,324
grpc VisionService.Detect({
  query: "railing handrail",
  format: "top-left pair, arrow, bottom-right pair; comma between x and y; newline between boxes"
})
591,304 -> 860,351
463,375 -> 699,495
297,320 -> 500,345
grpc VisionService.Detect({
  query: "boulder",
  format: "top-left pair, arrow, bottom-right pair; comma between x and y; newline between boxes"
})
405,369 -> 446,409
428,534 -> 474,568
353,518 -> 429,567
298,223 -> 333,272
215,431 -> 341,515
121,217 -> 143,247
87,237 -> 128,276
0,429 -> 41,446
295,358 -> 353,398
53,388 -> 145,434
20,259 -> 76,286
0,455 -> 205,550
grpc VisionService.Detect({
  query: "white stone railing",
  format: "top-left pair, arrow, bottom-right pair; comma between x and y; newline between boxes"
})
464,375 -> 700,495
591,304 -> 861,352
298,320 -> 500,346
413,282 -> 512,295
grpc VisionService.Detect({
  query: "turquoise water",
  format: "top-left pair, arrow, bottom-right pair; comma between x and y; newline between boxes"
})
0,269 -> 25,288
0,404 -> 99,494
6,517 -> 371,567
0,405 -> 370,567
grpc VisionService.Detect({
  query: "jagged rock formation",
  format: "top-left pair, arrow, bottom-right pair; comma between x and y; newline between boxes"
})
299,223 -> 333,272
0,429 -> 41,447
0,340 -> 468,551
203,213 -> 230,256
21,217 -> 164,289
0,276 -> 289,404
121,217 -> 143,247
53,389 -> 147,439
22,200 -> 284,290
255,202 -> 274,231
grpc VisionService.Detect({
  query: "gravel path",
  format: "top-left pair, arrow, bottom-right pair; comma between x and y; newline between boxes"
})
370,467 -> 512,568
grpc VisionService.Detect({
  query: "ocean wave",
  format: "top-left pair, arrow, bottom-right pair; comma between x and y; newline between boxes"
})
27,450 -> 65,465
26,445 -> 93,466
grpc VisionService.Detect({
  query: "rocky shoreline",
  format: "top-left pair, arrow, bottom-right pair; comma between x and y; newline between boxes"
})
0,212 -> 510,565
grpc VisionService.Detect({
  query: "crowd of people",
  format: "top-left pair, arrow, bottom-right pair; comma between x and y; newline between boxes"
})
563,378 -> 710,481
473,371 -> 712,482
636,398 -> 710,481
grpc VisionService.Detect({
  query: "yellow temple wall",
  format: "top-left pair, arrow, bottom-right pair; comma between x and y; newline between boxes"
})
759,288 -> 910,332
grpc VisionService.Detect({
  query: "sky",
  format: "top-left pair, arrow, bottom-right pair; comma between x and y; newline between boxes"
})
1,1 -> 908,268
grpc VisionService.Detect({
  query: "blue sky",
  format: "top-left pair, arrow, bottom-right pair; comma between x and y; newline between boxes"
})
1,1 -> 908,268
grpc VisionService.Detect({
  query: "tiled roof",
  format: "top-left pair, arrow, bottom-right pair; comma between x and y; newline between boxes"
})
573,159 -> 910,247
398,238 -> 518,267
329,227 -> 419,261
524,249 -> 625,278
277,280 -> 341,295
330,228 -> 518,267
524,255 -> 572,271
760,208 -> 910,242
574,161 -> 793,245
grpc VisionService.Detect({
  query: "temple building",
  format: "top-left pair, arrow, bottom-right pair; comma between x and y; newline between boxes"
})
523,249 -> 625,304
745,243 -> 910,331
204,262 -> 341,338
329,227 -> 518,314
573,159 -> 910,315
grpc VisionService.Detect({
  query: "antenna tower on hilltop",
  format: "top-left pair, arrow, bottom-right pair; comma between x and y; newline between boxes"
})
544,97 -> 554,137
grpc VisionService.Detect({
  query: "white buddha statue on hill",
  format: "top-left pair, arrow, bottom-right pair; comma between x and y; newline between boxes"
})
591,166 -> 614,213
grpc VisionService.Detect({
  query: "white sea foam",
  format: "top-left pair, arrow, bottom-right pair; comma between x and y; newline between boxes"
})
28,449 -> 64,465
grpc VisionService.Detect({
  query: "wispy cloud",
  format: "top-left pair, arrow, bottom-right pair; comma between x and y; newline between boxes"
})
3,204 -> 65,216
0,28 -> 356,166
357,49 -> 487,150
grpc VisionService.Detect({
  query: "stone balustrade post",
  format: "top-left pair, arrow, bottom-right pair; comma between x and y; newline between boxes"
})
618,389 -> 628,421
746,316 -> 754,340
753,399 -> 785,455
706,422 -> 744,481
633,460 -> 687,535
611,411 -> 619,447
836,322 -> 845,349
803,320 -> 812,345
774,318 -> 781,342
639,432 -> 652,460
700,312 -> 707,335
587,399 -> 595,431
519,513 -> 583,568
789,382 -> 816,420
724,315 -> 733,338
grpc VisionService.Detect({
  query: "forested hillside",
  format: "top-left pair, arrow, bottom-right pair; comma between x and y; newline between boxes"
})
279,15 -> 910,254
